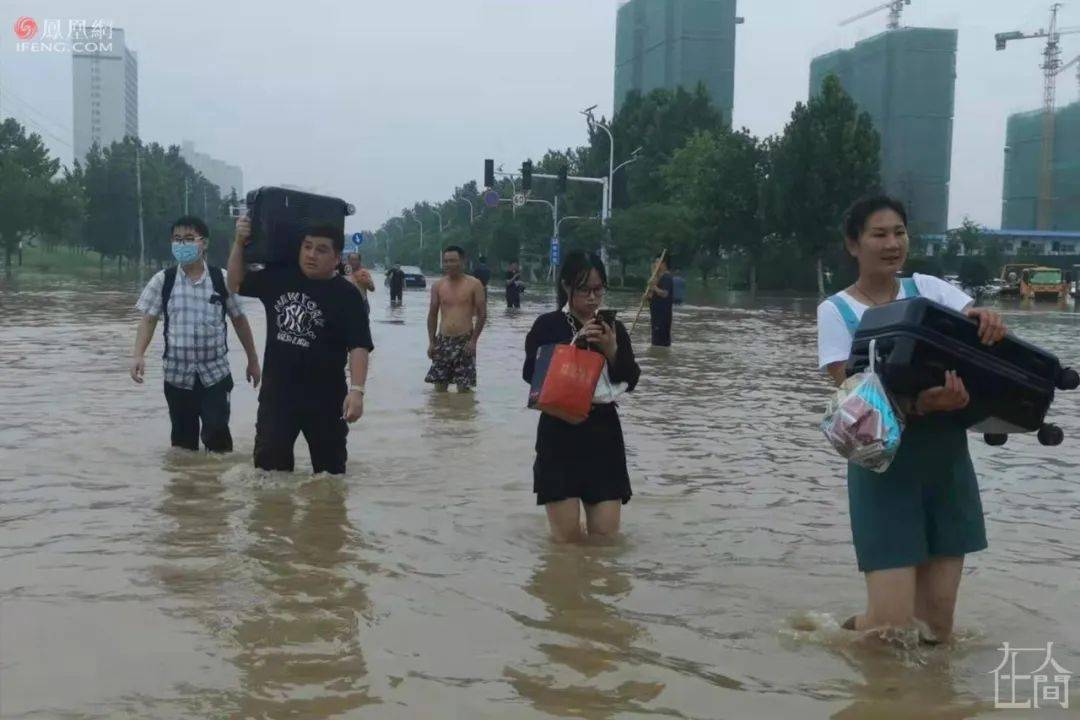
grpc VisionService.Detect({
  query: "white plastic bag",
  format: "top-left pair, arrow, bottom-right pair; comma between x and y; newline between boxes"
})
821,340 -> 905,473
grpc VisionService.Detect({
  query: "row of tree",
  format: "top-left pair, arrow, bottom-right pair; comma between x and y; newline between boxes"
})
372,76 -> 883,293
0,117 -> 238,272
3,75 -> 883,292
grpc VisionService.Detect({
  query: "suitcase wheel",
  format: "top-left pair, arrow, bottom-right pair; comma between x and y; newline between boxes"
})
1037,424 -> 1064,447
984,433 -> 1008,447
1058,368 -> 1080,391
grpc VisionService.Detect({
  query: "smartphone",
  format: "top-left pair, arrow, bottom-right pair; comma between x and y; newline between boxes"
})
596,309 -> 617,327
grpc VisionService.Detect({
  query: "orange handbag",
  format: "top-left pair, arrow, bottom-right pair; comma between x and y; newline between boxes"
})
536,343 -> 606,425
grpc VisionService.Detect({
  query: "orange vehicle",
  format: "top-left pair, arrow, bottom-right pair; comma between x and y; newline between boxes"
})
999,262 -> 1036,297
1020,266 -> 1069,301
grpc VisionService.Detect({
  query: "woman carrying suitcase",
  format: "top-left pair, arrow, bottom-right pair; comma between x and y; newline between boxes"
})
523,251 -> 641,543
817,196 -> 1007,643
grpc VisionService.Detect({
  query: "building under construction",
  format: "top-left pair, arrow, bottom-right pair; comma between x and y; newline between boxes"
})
1002,102 -> 1080,231
810,27 -> 958,236
613,0 -> 740,122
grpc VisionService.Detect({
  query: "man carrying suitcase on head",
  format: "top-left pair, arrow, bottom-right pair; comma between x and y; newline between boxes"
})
228,216 -> 374,475
131,216 -> 262,452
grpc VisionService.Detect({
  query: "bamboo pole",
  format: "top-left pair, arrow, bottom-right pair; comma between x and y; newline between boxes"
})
630,248 -> 668,334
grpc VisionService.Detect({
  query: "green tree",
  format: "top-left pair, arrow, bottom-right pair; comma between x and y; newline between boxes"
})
597,85 -> 727,208
609,203 -> 694,283
947,217 -> 985,256
982,235 -> 1005,278
662,127 -> 768,292
765,74 -> 881,295
958,257 -> 990,287
0,119 -> 72,269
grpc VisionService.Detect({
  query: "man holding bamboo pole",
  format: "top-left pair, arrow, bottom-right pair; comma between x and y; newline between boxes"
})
647,252 -> 675,346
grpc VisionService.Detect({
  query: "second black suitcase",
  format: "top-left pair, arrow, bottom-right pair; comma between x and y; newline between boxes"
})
244,186 -> 355,266
846,298 -> 1079,446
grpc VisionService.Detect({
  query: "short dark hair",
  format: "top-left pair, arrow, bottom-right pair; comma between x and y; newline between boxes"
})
305,224 -> 344,254
172,215 -> 209,239
443,245 -> 466,258
557,250 -> 607,309
843,195 -> 908,242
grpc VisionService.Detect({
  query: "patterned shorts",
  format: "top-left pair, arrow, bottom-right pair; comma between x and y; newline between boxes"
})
425,333 -> 477,389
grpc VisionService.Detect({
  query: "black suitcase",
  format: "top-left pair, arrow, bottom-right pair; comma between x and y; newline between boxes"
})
243,186 -> 355,266
846,298 -> 1079,446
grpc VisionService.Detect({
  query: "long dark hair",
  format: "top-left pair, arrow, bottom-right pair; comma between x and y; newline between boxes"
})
557,250 -> 607,308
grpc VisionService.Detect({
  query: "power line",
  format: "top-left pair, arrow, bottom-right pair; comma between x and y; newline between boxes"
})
1,85 -> 74,138
3,106 -> 73,151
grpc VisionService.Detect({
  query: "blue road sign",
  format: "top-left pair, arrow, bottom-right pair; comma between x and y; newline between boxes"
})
550,237 -> 561,266
351,232 -> 364,246
483,189 -> 500,209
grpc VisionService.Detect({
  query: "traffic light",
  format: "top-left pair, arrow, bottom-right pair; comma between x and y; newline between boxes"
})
484,159 -> 494,189
521,160 -> 533,192
556,165 -> 568,194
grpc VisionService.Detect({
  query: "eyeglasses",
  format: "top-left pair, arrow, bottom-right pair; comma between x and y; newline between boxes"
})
576,285 -> 605,298
171,235 -> 203,244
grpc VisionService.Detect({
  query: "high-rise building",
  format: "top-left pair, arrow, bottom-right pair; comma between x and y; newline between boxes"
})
1001,102 -> 1080,231
613,0 -> 741,122
810,27 -> 957,236
180,141 -> 244,198
72,27 -> 137,163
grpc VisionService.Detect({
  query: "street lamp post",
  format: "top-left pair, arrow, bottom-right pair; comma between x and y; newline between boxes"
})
411,214 -> 424,269
458,197 -> 475,224
612,147 -> 642,179
498,195 -> 558,279
377,229 -> 391,266
583,105 -> 615,265
430,208 -> 443,233
557,214 -> 598,236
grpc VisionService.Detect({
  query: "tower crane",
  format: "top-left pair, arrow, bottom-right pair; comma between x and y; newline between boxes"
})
840,0 -> 912,30
995,4 -> 1080,229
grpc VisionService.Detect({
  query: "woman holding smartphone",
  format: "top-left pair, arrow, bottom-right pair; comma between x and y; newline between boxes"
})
523,251 -> 641,542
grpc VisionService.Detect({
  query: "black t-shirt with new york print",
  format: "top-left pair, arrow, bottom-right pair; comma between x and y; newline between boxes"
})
239,266 -> 373,405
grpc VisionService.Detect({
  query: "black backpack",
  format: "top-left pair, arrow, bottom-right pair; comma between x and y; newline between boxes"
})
161,265 -> 230,358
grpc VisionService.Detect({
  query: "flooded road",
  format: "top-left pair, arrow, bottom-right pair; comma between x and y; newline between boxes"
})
1,275 -> 1078,719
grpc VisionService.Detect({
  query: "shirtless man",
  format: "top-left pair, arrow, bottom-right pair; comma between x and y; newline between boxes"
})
425,245 -> 486,392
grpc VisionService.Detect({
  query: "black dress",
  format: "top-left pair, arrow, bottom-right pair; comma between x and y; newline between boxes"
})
523,311 -> 641,505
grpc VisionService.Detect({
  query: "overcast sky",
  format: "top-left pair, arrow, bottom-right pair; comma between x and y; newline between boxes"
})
1,0 -> 1076,234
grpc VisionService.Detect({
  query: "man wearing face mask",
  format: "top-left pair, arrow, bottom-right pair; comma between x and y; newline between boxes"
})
131,216 -> 261,453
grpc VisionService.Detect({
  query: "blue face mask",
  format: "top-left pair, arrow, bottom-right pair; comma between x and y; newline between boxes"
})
172,242 -> 201,265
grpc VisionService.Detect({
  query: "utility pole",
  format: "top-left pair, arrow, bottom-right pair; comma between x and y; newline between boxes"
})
184,177 -> 190,215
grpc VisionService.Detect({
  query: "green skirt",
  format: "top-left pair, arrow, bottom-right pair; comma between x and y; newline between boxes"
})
847,416 -> 988,573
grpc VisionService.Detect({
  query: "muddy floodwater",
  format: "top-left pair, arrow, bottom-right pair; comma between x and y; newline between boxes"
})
1,275 -> 1078,719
